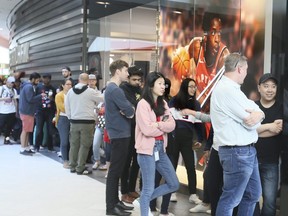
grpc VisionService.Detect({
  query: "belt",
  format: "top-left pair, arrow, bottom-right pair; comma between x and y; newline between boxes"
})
221,143 -> 255,148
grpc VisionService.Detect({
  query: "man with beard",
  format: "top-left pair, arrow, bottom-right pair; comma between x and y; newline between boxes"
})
119,65 -> 143,203
19,72 -> 45,155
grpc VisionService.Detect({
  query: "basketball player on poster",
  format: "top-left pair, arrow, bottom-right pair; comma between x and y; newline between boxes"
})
172,12 -> 230,112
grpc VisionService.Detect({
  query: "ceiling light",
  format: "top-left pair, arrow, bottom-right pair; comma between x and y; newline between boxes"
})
96,1 -> 110,5
0,28 -> 3,31
173,10 -> 182,14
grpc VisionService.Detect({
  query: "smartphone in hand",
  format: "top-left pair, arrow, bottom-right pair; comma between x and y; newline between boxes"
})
162,115 -> 169,122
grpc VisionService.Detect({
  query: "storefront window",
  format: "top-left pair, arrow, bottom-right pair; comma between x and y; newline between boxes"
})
87,0 -> 266,187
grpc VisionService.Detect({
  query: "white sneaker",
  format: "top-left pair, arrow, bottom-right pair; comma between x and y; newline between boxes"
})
189,203 -> 210,213
131,198 -> 140,215
170,192 -> 177,202
151,210 -> 159,216
159,213 -> 174,216
92,161 -> 100,170
189,194 -> 202,204
132,198 -> 140,209
206,209 -> 211,214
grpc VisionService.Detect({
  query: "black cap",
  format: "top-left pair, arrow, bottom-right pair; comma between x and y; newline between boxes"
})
258,73 -> 278,85
42,73 -> 52,79
128,66 -> 143,77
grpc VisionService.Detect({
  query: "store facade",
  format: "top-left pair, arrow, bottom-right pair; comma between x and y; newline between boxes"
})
8,0 -> 288,212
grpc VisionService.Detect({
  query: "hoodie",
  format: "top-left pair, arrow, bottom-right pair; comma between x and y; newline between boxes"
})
19,81 -> 42,116
65,83 -> 103,123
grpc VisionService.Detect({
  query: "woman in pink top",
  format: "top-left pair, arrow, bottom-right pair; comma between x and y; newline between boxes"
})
135,72 -> 179,216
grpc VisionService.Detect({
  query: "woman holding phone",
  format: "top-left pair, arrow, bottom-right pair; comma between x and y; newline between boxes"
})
169,78 -> 204,205
135,72 -> 179,216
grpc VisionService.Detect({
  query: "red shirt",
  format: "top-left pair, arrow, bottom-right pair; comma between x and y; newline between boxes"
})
155,116 -> 164,141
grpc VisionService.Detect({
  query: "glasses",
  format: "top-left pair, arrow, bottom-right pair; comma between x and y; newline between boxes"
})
188,85 -> 197,89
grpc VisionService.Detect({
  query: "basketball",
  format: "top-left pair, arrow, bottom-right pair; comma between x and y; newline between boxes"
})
172,47 -> 190,79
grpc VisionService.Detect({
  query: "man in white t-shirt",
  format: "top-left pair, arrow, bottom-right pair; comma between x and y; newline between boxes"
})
0,76 -> 18,144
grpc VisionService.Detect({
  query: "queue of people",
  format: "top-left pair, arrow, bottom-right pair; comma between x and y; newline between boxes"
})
0,52 -> 285,216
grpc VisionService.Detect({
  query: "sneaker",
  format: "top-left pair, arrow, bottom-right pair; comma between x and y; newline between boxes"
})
4,138 -> 11,145
77,167 -> 92,175
105,172 -> 108,178
57,151 -> 62,157
189,194 -> 202,204
189,203 -> 210,213
48,148 -> 56,153
92,161 -> 100,170
206,209 -> 211,214
20,150 -> 33,156
63,161 -> 70,169
170,192 -> 177,202
27,149 -> 36,154
132,198 -> 140,209
33,147 -> 40,152
99,164 -> 108,170
151,210 -> 159,216
159,213 -> 174,216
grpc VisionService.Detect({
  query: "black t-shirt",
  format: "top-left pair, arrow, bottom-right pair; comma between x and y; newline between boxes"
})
36,83 -> 56,112
255,100 -> 283,164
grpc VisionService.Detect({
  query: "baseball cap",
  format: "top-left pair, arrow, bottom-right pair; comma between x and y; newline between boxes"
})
7,76 -> 15,83
89,74 -> 97,80
128,66 -> 143,77
42,73 -> 52,79
258,73 -> 278,85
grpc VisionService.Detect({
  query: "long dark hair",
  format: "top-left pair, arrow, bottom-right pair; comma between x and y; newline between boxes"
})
174,78 -> 197,110
142,72 -> 166,116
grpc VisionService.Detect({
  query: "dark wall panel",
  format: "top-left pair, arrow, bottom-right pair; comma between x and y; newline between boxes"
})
8,0 -> 84,82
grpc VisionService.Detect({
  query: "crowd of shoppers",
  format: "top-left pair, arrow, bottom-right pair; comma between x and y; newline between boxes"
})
0,53 -> 286,216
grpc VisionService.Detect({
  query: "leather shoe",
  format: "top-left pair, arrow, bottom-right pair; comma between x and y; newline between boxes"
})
106,206 -> 131,216
129,191 -> 140,199
121,194 -> 134,204
116,201 -> 134,211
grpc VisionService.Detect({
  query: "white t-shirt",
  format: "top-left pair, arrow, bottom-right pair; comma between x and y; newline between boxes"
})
0,86 -> 18,114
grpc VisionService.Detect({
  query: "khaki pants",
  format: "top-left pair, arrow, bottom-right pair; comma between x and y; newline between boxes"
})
69,123 -> 95,172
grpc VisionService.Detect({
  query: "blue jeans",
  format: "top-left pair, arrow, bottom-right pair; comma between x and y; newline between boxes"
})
92,127 -> 103,161
57,116 -> 70,161
138,140 -> 179,216
259,163 -> 279,216
216,145 -> 262,216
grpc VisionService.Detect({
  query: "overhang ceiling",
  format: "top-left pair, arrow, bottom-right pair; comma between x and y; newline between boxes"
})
87,0 -> 156,19
0,0 -> 23,48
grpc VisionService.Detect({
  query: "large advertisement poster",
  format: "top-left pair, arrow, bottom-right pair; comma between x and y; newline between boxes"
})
159,0 -> 265,110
